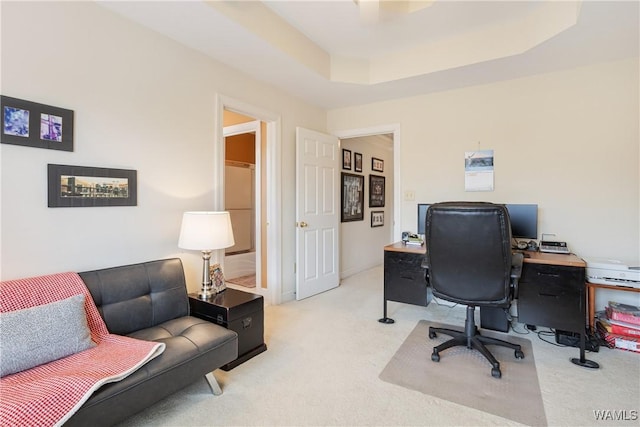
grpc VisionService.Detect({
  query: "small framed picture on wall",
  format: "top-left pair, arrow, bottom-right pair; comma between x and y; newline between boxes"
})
372,157 -> 384,172
342,149 -> 352,170
371,211 -> 384,227
1,95 -> 74,151
369,174 -> 385,207
354,152 -> 363,172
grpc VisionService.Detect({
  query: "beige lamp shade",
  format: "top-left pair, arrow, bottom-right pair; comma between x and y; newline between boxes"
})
178,211 -> 235,251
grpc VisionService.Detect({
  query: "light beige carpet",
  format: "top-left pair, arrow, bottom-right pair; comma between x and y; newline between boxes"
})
380,320 -> 547,426
227,274 -> 256,288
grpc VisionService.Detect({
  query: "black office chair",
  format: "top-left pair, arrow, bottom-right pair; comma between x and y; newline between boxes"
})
423,202 -> 524,378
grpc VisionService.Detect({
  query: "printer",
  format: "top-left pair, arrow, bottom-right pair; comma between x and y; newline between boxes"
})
585,257 -> 640,288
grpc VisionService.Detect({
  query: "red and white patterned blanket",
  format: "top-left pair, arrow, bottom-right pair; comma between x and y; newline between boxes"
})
0,272 -> 165,427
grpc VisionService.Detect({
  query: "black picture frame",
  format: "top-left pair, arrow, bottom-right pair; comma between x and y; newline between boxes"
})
372,157 -> 384,172
342,148 -> 352,170
341,172 -> 364,222
48,164 -> 137,207
1,96 -> 74,151
371,211 -> 384,227
369,174 -> 385,207
354,152 -> 363,172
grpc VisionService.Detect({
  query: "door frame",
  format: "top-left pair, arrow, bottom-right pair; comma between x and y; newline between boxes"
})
215,94 -> 282,305
333,124 -> 401,241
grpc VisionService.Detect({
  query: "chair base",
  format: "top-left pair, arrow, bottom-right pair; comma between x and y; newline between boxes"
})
428,306 -> 524,378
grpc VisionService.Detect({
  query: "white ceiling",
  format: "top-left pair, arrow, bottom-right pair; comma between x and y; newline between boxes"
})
99,1 -> 639,109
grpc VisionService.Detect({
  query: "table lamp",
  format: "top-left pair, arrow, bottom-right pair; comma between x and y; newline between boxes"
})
178,211 -> 235,299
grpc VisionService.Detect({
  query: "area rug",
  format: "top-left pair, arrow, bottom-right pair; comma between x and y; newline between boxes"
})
227,274 -> 256,288
379,320 -> 546,426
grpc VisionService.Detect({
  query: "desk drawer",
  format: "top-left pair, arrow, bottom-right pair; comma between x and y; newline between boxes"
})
384,251 -> 429,306
521,264 -> 584,289
518,264 -> 585,332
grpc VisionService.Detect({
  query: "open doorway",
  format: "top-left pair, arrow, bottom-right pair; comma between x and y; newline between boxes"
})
338,133 -> 394,278
223,111 -> 265,293
217,98 -> 282,305
334,125 -> 400,280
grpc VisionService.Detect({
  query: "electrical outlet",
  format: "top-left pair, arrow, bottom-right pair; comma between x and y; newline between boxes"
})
404,190 -> 415,201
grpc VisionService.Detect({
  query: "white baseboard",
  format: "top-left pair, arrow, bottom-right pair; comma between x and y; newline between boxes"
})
340,260 -> 381,280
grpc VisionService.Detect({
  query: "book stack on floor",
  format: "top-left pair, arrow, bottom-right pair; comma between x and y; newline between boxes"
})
596,301 -> 640,353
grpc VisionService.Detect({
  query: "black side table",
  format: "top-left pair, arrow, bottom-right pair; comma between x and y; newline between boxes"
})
189,288 -> 267,371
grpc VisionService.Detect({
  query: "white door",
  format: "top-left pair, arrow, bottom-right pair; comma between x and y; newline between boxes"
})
295,127 -> 340,300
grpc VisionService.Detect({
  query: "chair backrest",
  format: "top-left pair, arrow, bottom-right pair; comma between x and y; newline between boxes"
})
425,202 -> 513,306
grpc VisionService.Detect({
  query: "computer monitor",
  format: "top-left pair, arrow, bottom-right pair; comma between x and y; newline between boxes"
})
505,204 -> 538,239
418,202 -> 537,239
417,203 -> 430,235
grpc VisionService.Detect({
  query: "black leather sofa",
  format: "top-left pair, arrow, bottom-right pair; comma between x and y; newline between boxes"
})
65,258 -> 238,426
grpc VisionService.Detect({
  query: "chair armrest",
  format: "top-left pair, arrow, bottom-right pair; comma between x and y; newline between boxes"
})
510,252 -> 524,299
510,252 -> 524,280
421,258 -> 430,283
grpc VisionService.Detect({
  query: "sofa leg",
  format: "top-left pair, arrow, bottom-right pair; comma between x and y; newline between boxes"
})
205,372 -> 223,395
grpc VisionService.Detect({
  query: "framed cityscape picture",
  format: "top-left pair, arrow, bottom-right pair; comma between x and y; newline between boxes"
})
48,164 -> 137,207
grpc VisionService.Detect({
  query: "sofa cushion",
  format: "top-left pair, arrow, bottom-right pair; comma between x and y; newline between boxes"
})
127,316 -> 238,376
77,316 -> 238,405
0,294 -> 95,377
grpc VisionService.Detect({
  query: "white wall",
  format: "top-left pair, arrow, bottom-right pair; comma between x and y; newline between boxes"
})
0,2 -> 325,302
339,136 -> 394,278
2,2 -> 638,311
328,58 -> 640,310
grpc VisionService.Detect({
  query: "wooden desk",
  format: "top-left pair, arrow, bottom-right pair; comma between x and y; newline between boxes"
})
382,242 -> 597,367
379,242 -> 430,324
586,282 -> 640,330
383,241 -> 426,255
382,242 -> 585,266
517,250 -> 586,268
380,243 -> 587,327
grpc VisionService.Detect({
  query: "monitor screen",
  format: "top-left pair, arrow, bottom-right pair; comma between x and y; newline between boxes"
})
417,203 -> 430,235
418,202 -> 537,239
505,204 -> 538,239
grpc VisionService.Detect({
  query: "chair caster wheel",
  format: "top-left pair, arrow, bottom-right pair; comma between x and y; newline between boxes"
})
515,349 -> 524,359
429,331 -> 437,339
431,352 -> 440,362
491,367 -> 502,378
